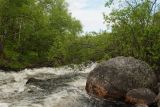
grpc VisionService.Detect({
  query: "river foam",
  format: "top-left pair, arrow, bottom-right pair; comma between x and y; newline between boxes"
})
0,63 -> 97,107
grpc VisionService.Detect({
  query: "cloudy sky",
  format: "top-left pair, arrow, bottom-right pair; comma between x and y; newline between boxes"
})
66,0 -> 111,32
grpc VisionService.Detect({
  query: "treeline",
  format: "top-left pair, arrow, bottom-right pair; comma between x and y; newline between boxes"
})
0,0 -> 159,72
0,0 -> 82,69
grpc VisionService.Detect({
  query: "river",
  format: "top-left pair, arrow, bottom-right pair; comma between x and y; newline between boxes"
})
0,63 -> 133,107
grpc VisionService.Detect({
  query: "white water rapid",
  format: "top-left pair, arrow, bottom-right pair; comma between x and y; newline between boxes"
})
0,63 -> 135,107
0,63 -> 99,107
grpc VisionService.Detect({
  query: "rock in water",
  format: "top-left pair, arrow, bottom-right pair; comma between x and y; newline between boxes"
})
126,88 -> 156,105
85,56 -> 157,105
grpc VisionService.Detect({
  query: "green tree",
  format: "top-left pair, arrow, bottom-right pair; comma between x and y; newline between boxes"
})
47,0 -> 82,65
104,0 -> 160,71
0,0 -> 82,69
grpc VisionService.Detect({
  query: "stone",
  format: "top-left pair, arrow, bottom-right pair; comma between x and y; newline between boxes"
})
126,88 -> 156,105
86,56 -> 157,103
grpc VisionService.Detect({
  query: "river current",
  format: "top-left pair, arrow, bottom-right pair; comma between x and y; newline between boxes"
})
0,63 -> 98,107
0,63 -> 134,107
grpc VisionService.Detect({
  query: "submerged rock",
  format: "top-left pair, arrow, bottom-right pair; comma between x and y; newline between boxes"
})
86,56 -> 157,106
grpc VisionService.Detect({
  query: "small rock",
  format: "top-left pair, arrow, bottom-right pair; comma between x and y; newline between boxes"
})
126,88 -> 156,105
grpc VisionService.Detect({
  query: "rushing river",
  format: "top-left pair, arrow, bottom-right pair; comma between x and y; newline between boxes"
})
0,63 -> 133,107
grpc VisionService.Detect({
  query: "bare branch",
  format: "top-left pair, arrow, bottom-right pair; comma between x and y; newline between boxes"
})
125,0 -> 135,9
150,0 -> 157,14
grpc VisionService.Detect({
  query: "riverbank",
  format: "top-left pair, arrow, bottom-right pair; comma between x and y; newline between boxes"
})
0,61 -> 94,72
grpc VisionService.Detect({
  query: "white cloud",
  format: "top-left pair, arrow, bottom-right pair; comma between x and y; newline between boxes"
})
66,0 -> 111,32
67,0 -> 88,10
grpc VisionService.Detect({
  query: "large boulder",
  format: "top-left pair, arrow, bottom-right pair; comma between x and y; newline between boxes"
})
85,56 -> 157,103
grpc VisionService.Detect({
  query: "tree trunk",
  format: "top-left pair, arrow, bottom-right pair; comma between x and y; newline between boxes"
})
0,41 -> 4,59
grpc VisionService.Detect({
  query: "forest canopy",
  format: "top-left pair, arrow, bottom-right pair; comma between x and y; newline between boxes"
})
0,0 -> 159,73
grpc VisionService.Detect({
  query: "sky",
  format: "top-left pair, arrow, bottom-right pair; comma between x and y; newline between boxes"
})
66,0 -> 111,32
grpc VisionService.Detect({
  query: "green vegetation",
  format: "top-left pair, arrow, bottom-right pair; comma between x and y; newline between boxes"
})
0,0 -> 159,72
104,0 -> 160,73
0,0 -> 82,69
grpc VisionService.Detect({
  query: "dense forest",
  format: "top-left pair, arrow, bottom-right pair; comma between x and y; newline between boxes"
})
0,0 -> 159,73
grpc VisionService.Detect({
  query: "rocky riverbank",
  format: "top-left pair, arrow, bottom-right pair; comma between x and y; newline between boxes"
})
0,57 -> 159,107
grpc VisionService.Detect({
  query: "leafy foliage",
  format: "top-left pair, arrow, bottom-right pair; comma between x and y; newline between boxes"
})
0,0 -> 159,74
0,0 -> 82,69
104,0 -> 160,72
